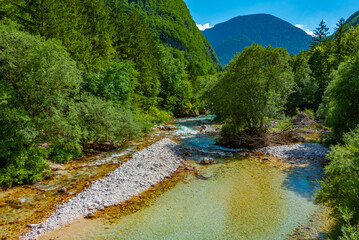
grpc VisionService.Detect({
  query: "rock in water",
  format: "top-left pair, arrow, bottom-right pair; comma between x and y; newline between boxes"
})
201,158 -> 214,165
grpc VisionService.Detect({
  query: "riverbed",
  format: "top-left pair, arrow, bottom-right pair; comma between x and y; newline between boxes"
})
2,116 -> 329,239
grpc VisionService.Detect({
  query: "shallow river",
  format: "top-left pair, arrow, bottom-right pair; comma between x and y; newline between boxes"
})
38,116 -> 327,240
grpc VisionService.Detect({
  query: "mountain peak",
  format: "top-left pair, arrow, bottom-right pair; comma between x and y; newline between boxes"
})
203,14 -> 311,65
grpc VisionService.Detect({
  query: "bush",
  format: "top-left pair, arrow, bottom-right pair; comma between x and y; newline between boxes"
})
82,60 -> 138,105
316,126 -> 359,238
76,94 -> 145,144
322,52 -> 359,139
0,147 -> 49,188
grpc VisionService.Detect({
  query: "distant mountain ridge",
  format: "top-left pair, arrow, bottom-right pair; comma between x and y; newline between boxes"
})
203,14 -> 312,65
346,11 -> 359,28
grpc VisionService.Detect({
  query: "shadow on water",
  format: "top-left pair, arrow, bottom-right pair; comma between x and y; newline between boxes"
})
282,165 -> 324,201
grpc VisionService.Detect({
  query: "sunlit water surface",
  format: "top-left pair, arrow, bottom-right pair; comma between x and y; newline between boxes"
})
41,116 -> 325,240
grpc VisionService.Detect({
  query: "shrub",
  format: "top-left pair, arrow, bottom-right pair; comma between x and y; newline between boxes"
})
316,126 -> 359,238
322,52 -> 359,139
0,147 -> 49,188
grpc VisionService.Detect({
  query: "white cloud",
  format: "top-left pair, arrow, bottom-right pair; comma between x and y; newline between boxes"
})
196,23 -> 212,31
295,24 -> 314,37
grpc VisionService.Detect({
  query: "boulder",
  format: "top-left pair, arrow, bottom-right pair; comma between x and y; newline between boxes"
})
200,158 -> 214,165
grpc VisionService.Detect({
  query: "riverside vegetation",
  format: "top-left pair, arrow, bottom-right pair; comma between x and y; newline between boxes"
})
0,0 -> 359,239
203,17 -> 359,239
0,0 -> 219,187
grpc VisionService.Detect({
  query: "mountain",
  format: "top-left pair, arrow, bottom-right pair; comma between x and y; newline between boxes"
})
346,11 -> 359,28
203,14 -> 312,65
128,0 -> 221,73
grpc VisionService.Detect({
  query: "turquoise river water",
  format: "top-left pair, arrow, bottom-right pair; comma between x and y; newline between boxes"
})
40,116 -> 327,240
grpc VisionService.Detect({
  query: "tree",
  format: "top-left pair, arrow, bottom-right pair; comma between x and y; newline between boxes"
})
333,18 -> 350,64
115,8 -> 161,109
83,60 -> 138,105
158,44 -> 193,114
322,52 -> 359,139
209,44 -> 294,130
286,53 -> 317,115
0,22 -> 82,186
10,0 -> 55,35
311,19 -> 330,45
316,126 -> 359,238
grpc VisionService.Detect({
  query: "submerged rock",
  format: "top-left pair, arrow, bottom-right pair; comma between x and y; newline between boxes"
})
200,158 -> 214,165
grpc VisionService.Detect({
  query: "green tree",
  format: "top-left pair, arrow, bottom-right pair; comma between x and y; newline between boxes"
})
286,52 -> 317,115
75,95 -> 144,144
316,126 -> 359,239
158,44 -> 193,114
209,44 -> 294,130
0,22 -> 83,153
321,52 -> 359,139
83,60 -> 138,105
311,19 -> 330,45
115,8 -> 161,109
0,22 -> 83,186
333,18 -> 349,63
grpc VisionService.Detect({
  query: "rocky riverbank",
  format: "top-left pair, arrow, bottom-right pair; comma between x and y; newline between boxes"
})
258,143 -> 329,159
253,143 -> 329,169
22,138 -> 185,239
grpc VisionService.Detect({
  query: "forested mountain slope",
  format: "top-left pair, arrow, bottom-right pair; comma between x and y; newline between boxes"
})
0,0 -> 220,187
128,0 -> 221,74
203,14 -> 312,65
346,10 -> 359,27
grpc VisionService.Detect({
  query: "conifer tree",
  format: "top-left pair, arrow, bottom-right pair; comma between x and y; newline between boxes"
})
311,19 -> 330,45
333,17 -> 349,63
11,0 -> 56,35
115,8 -> 161,109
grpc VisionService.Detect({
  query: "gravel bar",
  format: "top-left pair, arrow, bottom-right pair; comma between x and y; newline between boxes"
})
258,143 -> 329,159
22,138 -> 184,239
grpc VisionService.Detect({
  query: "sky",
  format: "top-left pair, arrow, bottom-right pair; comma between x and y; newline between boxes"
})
183,0 -> 359,35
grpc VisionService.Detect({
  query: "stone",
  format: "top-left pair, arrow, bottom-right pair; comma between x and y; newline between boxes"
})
85,212 -> 94,218
200,158 -> 214,165
22,139 -> 184,240
58,187 -> 67,193
27,224 -> 38,228
261,157 -> 269,161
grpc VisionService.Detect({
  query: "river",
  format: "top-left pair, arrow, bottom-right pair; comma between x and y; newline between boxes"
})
1,116 -> 328,239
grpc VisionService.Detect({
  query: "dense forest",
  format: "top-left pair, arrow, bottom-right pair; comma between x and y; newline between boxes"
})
0,0 -> 220,188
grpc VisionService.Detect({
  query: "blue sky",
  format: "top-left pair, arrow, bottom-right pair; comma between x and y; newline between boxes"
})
183,0 -> 359,35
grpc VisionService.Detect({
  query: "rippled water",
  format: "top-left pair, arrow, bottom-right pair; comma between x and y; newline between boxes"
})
40,116 -> 326,240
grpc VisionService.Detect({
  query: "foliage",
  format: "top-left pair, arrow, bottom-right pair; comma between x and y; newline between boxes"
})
195,74 -> 220,110
316,127 -> 359,239
321,53 -> 359,139
0,146 -> 49,187
83,60 -> 138,105
286,52 -> 317,115
209,44 -> 294,129
129,0 -> 221,74
157,44 -> 193,114
312,19 -> 330,45
114,8 -> 162,109
0,22 -> 147,186
75,94 -> 144,144
0,22 -> 82,184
